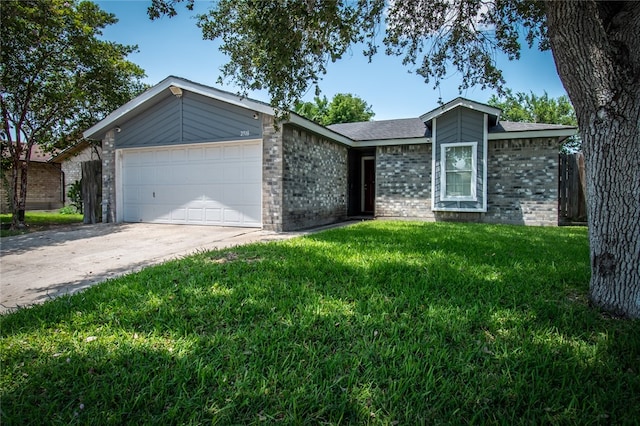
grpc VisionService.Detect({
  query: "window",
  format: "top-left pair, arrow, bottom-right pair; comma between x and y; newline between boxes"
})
441,142 -> 477,201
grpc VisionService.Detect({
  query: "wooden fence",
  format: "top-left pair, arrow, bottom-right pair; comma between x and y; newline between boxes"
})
559,153 -> 587,224
81,160 -> 102,224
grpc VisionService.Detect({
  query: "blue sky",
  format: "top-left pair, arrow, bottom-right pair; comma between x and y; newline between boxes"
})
96,0 -> 568,120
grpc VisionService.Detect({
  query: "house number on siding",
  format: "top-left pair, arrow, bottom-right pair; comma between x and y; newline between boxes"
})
240,130 -> 250,137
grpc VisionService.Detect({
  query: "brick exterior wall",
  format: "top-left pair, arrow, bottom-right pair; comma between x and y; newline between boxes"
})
375,144 -> 434,219
95,112 -> 559,229
374,138 -> 559,226
101,129 -> 117,223
0,163 -> 63,212
484,137 -> 559,226
60,145 -> 102,206
281,125 -> 348,231
262,115 -> 284,232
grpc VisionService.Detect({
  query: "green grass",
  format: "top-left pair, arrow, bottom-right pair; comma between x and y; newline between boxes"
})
0,211 -> 83,237
1,221 -> 638,425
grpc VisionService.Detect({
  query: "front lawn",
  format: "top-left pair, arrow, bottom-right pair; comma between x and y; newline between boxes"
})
1,221 -> 638,424
0,211 -> 83,237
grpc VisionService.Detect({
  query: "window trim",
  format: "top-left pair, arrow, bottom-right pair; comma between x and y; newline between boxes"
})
440,141 -> 478,202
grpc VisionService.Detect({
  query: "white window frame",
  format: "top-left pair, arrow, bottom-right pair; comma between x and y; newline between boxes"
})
440,141 -> 478,202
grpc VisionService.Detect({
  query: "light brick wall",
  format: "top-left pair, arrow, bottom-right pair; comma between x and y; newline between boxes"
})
281,125 -> 348,231
0,163 -> 63,212
60,145 -> 102,206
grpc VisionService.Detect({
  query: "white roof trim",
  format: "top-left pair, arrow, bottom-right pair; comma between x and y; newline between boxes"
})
420,97 -> 501,122
352,137 -> 431,147
287,113 -> 354,146
83,76 -> 275,140
488,128 -> 577,140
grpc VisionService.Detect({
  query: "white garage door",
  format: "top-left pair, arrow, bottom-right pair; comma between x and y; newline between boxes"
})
120,141 -> 262,227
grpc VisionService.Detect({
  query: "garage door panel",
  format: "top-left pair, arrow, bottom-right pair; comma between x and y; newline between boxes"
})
223,145 -> 243,159
124,205 -> 140,222
223,164 -> 243,182
122,141 -> 262,227
139,166 -> 157,185
243,164 -> 262,182
224,184 -> 261,204
205,208 -> 222,223
171,148 -> 187,162
243,142 -> 261,158
223,209 -> 242,224
187,208 -> 204,222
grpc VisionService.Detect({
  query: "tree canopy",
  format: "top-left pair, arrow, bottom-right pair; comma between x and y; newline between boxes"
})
488,90 -> 580,152
1,0 -> 146,228
294,93 -> 375,125
149,0 -> 640,318
488,90 -> 576,126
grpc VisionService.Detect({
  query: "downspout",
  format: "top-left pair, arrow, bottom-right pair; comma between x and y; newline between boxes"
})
179,94 -> 184,143
61,170 -> 65,205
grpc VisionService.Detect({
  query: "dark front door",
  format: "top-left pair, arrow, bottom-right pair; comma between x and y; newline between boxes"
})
363,158 -> 375,213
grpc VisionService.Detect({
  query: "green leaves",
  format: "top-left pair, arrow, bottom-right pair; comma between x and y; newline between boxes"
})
145,0 -> 552,115
1,0 -> 146,150
488,89 -> 577,126
1,0 -> 146,225
488,89 -> 580,152
192,0 -> 384,118
294,93 -> 375,125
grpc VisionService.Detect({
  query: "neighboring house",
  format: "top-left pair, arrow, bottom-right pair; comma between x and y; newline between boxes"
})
51,140 -> 102,207
0,146 -> 64,213
83,76 -> 576,232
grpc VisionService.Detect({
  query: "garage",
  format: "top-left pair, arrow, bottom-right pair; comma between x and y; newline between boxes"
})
120,140 -> 262,227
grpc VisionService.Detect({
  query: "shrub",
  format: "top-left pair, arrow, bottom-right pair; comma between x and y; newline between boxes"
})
67,180 -> 82,214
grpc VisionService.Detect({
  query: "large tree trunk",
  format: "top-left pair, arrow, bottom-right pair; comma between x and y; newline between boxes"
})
545,1 -> 640,318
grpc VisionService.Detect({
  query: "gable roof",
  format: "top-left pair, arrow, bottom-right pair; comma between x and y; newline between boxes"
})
83,76 -> 276,141
328,118 -> 576,142
50,140 -> 96,163
83,76 -> 576,146
83,76 -> 355,146
2,144 -> 56,163
490,121 -> 576,132
419,97 -> 501,123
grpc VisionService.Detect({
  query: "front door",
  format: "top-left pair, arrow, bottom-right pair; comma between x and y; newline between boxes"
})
362,157 -> 375,213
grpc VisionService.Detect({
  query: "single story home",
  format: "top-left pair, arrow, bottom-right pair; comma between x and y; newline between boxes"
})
50,140 -> 102,208
83,76 -> 576,232
0,146 -> 64,213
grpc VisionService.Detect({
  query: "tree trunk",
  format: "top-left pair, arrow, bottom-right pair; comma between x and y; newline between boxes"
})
11,154 -> 28,229
546,1 -> 640,318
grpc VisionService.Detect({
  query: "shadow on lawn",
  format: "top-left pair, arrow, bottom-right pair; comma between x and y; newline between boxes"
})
2,222 -> 639,424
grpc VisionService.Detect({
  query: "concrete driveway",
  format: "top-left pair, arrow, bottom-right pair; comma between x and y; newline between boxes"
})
0,223 -> 307,314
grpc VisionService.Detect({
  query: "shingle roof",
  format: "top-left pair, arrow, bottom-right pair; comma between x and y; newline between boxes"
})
328,118 -> 428,141
328,118 -> 576,141
490,121 -> 576,133
2,144 -> 56,162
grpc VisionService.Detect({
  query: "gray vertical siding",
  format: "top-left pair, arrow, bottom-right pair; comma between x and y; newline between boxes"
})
115,91 -> 263,149
433,107 -> 485,211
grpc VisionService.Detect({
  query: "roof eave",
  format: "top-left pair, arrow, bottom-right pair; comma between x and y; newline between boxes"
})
352,137 -> 431,147
83,76 -> 275,140
488,128 -> 577,140
420,97 -> 502,122
287,113 -> 355,146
